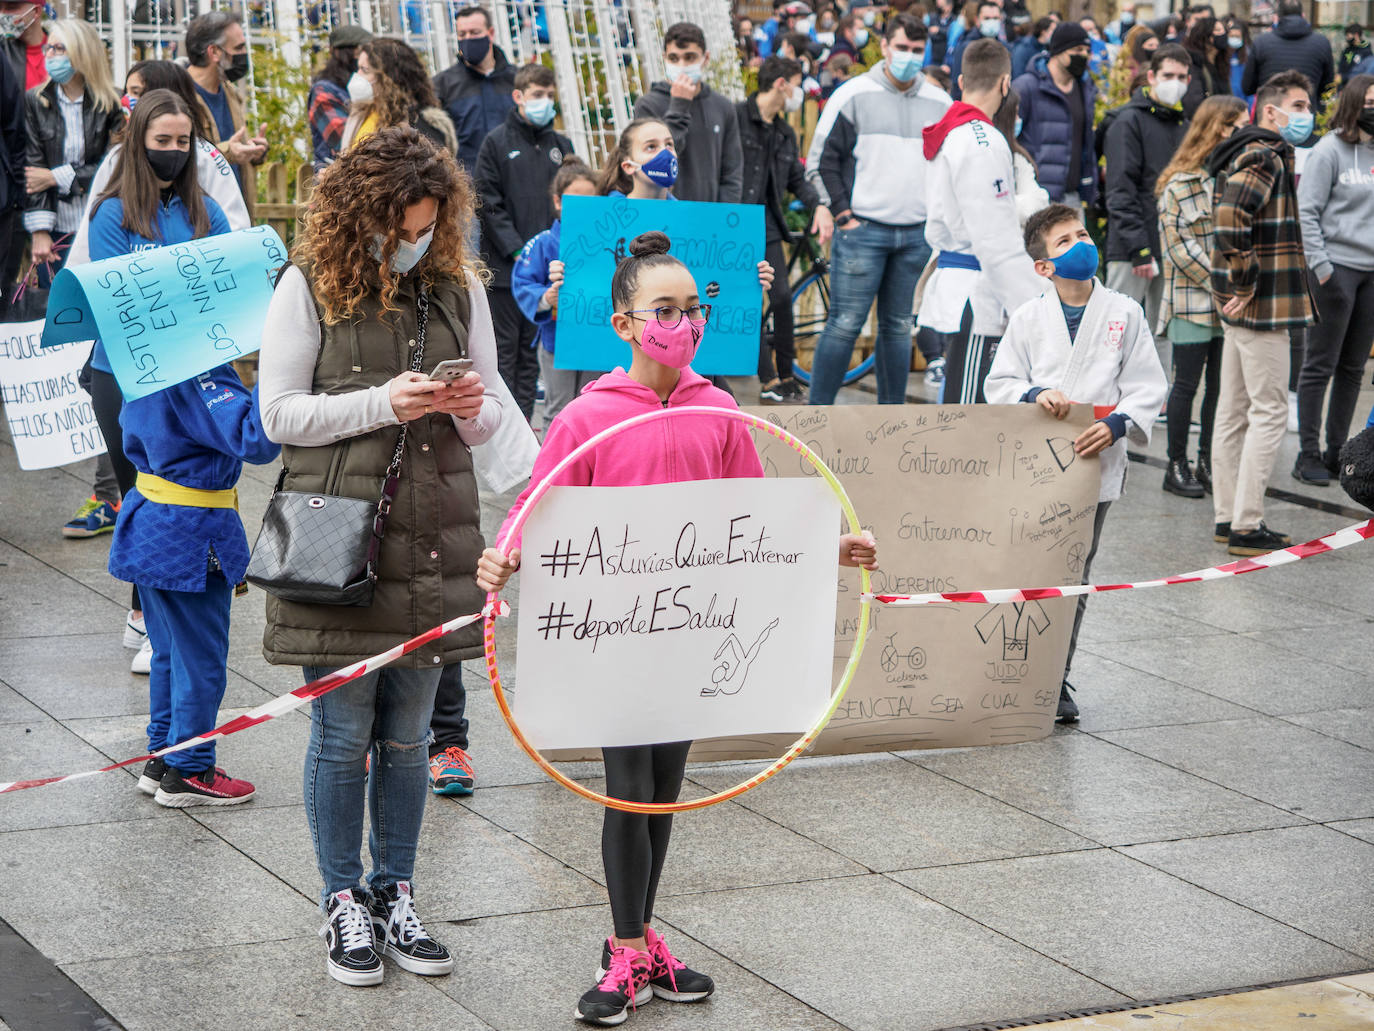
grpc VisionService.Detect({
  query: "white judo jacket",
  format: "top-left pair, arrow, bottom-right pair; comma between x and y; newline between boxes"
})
985,282 -> 1168,503
920,107 -> 1044,337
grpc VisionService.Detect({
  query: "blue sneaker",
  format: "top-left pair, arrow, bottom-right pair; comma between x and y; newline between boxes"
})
62,497 -> 118,538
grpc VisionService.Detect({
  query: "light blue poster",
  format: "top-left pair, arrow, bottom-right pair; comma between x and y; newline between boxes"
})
556,196 -> 765,375
41,224 -> 288,400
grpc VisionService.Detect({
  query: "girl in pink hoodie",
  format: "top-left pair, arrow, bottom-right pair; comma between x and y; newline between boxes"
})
478,230 -> 876,1026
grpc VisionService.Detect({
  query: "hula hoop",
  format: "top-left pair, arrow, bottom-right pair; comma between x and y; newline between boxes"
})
483,405 -> 871,814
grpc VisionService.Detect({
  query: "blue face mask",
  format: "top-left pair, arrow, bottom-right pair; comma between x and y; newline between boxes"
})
1227,36 -> 1243,49
1014,115 -> 1023,138
887,48 -> 922,82
372,228 -> 434,275
524,97 -> 556,127
46,56 -> 75,84
1278,108 -> 1313,144
1049,239 -> 1099,281
635,148 -> 678,188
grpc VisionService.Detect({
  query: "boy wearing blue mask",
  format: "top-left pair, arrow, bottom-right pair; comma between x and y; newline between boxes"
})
633,21 -> 744,204
986,203 -> 1168,723
473,61 -> 575,425
1204,70 -> 1316,557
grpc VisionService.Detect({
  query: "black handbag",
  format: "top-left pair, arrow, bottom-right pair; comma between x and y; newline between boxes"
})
245,290 -> 430,606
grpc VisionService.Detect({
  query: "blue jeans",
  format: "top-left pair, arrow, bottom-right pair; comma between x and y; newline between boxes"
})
808,219 -> 931,404
142,571 -> 233,773
303,663 -> 441,908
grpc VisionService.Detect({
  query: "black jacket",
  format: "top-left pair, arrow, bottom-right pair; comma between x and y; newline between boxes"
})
23,81 -> 125,226
1103,88 -> 1188,264
432,46 -> 516,172
1242,16 -> 1334,109
1180,47 -> 1226,120
633,81 -> 744,203
735,95 -> 820,243
473,109 -> 573,288
1340,40 -> 1373,80
0,45 -> 21,212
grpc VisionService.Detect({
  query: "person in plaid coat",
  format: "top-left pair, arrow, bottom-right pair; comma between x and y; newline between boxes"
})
1204,70 -> 1317,556
1155,93 -> 1249,499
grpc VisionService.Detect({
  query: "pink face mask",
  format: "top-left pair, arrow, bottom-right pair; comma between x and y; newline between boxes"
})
635,316 -> 703,369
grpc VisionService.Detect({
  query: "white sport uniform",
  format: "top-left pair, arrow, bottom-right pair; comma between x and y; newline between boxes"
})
922,117 -> 1043,338
985,283 -> 1169,503
66,139 -> 251,266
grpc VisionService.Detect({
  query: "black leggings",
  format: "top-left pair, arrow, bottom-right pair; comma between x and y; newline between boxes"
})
1166,337 -> 1222,463
90,367 -> 140,611
601,740 -> 691,940
759,238 -> 795,382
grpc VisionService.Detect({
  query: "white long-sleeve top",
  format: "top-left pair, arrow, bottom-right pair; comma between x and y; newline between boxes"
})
257,264 -> 503,449
985,283 -> 1168,503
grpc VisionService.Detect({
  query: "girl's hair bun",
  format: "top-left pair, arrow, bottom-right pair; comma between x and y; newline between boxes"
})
628,231 -> 672,258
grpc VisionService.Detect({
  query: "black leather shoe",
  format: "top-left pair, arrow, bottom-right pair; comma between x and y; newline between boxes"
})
1163,458 -> 1204,498
1194,454 -> 1212,494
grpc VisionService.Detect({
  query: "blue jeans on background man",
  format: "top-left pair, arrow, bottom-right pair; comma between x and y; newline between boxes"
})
303,663 -> 442,909
808,219 -> 931,404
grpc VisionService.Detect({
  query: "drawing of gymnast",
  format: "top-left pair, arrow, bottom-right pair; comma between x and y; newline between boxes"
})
701,618 -> 780,697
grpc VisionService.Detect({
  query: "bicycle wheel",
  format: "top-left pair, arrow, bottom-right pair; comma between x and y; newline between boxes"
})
789,269 -> 876,387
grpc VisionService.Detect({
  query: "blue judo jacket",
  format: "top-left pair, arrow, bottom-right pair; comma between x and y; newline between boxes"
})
108,365 -> 280,592
512,219 -> 560,354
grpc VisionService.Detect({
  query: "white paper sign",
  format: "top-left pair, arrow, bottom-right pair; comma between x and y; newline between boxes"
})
515,477 -> 841,750
0,320 -> 106,470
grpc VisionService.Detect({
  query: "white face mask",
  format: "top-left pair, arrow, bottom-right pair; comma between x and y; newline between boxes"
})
347,72 -> 374,104
1153,77 -> 1187,106
784,84 -> 804,112
672,61 -> 704,84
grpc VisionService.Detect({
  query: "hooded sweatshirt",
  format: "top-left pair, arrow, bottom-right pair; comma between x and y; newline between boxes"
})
1102,88 -> 1188,264
633,81 -> 744,204
1297,130 -> 1374,279
1242,15 -> 1334,108
1206,124 -> 1314,330
498,368 -> 764,547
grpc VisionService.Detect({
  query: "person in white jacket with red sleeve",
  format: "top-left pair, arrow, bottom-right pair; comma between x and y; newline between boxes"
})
986,202 -> 1167,724
922,38 -> 1046,405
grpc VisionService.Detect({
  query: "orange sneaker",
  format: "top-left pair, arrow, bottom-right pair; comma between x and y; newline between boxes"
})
428,746 -> 474,796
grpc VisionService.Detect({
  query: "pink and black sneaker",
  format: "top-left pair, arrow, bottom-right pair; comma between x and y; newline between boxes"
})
644,926 -> 714,1002
576,939 -> 652,1026
153,766 -> 255,807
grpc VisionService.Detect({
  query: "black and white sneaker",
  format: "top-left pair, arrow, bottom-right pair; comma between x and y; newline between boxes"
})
136,757 -> 166,796
366,881 -> 453,976
320,888 -> 383,987
759,379 -> 786,404
1056,681 -> 1079,724
643,926 -> 714,1002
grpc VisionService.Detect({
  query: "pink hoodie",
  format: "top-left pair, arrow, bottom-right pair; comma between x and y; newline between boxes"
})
498,367 -> 764,547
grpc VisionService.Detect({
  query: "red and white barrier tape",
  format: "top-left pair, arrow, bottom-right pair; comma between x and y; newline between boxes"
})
864,518 -> 1374,607
0,604 -> 507,796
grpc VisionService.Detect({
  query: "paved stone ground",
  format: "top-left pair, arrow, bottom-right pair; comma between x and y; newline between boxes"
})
1,373 -> 1372,1031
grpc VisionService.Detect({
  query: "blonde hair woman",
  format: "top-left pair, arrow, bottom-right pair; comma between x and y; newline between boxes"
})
1155,93 -> 1248,497
22,18 -> 123,272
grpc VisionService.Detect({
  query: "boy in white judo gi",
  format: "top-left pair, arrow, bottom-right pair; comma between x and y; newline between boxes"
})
922,38 -> 1045,404
986,202 -> 1168,722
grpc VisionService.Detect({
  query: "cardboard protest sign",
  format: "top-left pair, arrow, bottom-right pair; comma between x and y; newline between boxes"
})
515,477 -> 839,750
41,225 -> 287,401
0,321 -> 105,470
555,195 -> 764,376
683,404 -> 1102,760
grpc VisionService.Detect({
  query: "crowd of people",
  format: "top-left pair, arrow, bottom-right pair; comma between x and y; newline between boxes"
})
1,0 -> 1373,1025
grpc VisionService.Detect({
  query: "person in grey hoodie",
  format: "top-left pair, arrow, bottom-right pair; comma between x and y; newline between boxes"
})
1293,74 -> 1374,485
632,21 -> 743,203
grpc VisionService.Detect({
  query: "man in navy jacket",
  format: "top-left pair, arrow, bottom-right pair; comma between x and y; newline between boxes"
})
1012,22 -> 1097,212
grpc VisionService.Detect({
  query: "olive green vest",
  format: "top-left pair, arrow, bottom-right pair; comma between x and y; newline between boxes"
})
262,269 -> 487,669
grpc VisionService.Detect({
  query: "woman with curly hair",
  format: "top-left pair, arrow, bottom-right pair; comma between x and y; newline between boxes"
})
341,37 -> 457,155
257,126 -> 503,987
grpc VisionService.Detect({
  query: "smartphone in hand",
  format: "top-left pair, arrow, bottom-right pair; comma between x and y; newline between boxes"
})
429,358 -> 473,384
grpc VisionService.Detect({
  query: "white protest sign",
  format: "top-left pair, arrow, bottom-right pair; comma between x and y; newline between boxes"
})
0,320 -> 105,470
515,477 -> 840,750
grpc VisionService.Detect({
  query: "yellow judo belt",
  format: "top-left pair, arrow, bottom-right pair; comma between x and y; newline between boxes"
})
135,472 -> 239,510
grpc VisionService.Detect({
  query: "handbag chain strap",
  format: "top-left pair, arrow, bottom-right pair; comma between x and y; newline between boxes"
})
375,286 -> 429,525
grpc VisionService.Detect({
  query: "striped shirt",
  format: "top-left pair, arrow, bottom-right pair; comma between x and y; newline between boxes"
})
25,87 -> 86,235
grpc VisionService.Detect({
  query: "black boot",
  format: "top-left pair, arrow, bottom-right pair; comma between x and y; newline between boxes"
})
1292,451 -> 1331,486
1195,453 -> 1212,494
1163,458 -> 1204,498
1323,447 -> 1342,479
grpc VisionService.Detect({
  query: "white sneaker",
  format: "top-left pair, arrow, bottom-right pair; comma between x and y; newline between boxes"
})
123,610 -> 147,650
1288,390 -> 1299,433
131,637 -> 153,675
924,356 -> 946,386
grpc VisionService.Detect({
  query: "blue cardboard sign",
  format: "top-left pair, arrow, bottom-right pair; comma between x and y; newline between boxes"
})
41,225 -> 288,400
555,196 -> 765,375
